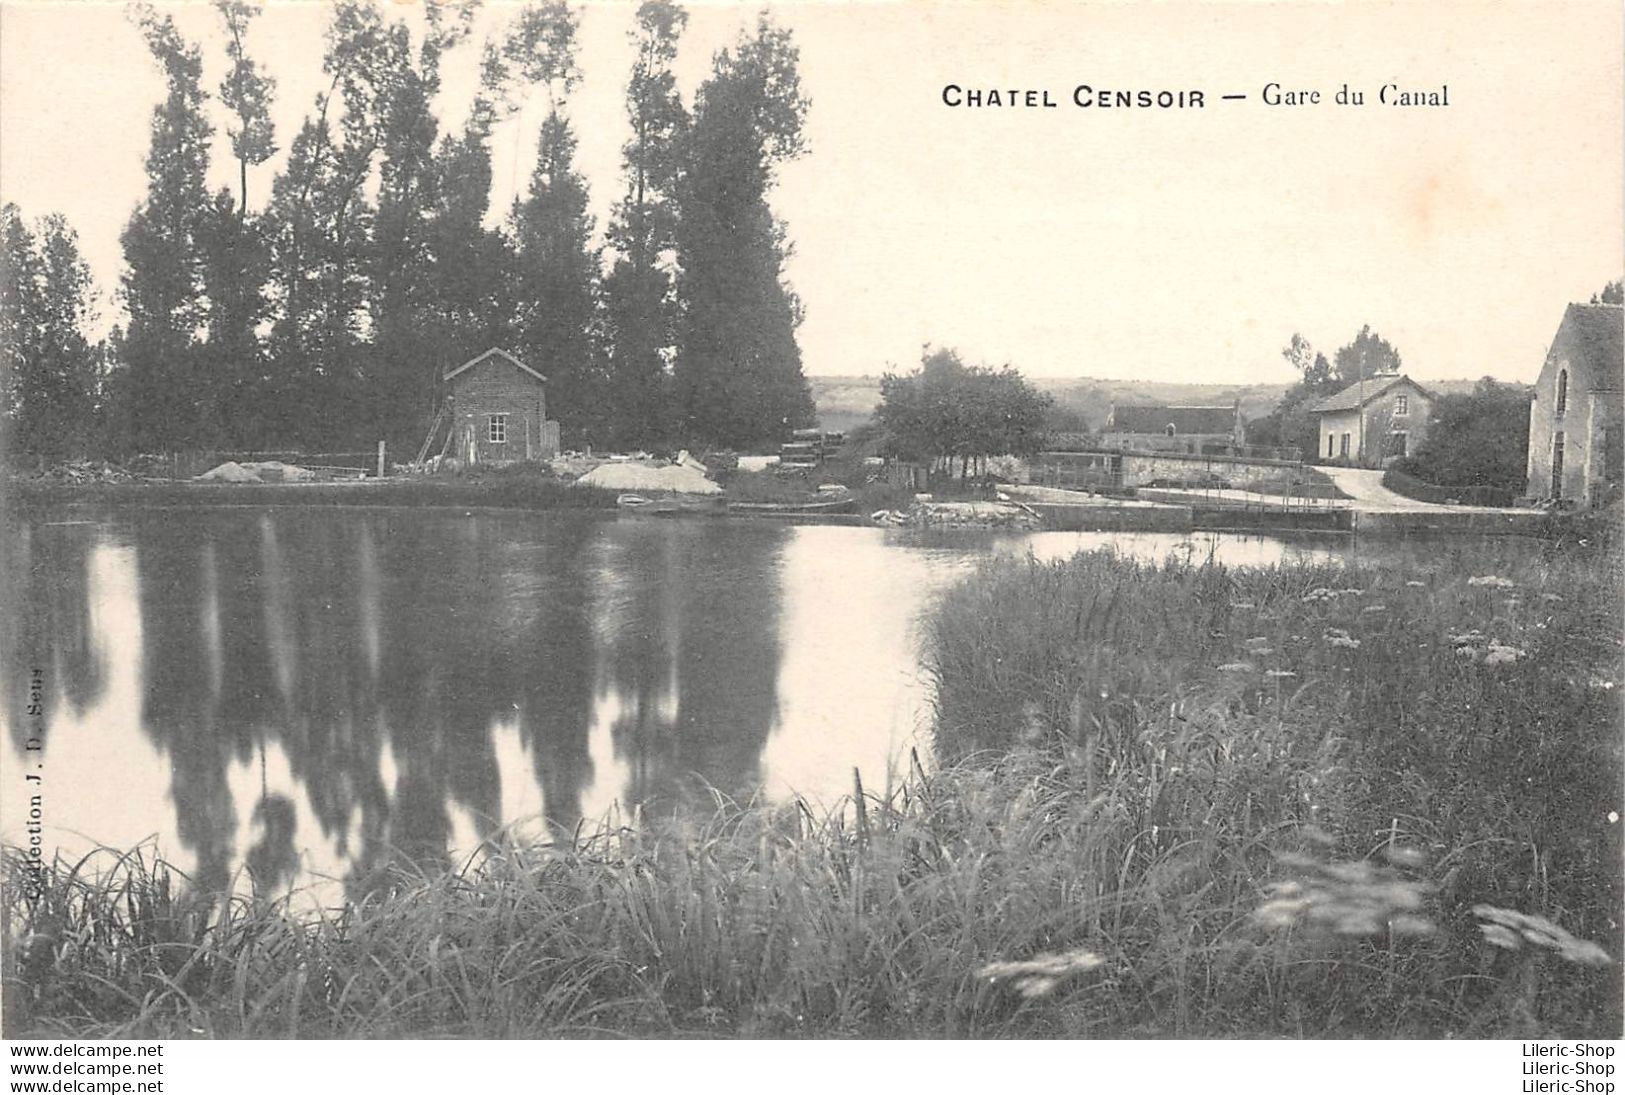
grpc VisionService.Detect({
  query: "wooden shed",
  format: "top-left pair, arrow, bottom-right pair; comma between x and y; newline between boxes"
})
441,348 -> 561,465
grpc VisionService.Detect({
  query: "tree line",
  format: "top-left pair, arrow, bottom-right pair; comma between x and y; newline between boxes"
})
1,0 -> 817,462
875,346 -> 1053,477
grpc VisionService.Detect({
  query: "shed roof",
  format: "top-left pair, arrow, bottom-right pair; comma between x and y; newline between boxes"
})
1309,374 -> 1434,414
1108,405 -> 1237,434
1553,303 -> 1623,391
442,347 -> 546,384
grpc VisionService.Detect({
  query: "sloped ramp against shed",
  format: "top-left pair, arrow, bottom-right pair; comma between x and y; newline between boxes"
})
438,348 -> 561,465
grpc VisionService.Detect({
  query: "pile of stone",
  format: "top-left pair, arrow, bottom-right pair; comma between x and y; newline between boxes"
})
196,460 -> 317,483
31,460 -> 136,484
869,500 -> 1042,529
574,451 -> 721,495
912,500 -> 1042,529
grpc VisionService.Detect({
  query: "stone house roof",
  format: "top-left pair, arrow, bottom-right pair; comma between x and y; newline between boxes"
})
1552,303 -> 1623,392
1107,404 -> 1238,434
1310,374 -> 1435,415
442,347 -> 546,384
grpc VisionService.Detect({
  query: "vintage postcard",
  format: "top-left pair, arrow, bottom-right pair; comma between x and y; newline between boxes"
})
1,0 -> 1620,1077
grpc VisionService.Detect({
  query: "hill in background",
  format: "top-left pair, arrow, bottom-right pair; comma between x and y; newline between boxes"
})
810,375 -> 1499,435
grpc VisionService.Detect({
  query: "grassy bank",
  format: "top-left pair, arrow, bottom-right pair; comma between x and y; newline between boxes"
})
9,465 -> 621,512
4,542 -> 1620,1038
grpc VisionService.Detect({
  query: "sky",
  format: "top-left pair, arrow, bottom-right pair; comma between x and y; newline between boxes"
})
1,0 -> 1621,386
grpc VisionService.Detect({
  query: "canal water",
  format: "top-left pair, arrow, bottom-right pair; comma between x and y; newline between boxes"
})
2,506 -> 1372,905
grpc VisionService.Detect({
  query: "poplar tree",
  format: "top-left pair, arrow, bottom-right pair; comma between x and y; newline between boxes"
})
424,103 -> 513,391
0,206 -> 41,446
121,4 -> 213,450
200,0 -> 277,443
216,0 -> 277,221
367,1 -> 475,450
494,2 -> 604,446
1,207 -> 100,458
602,0 -> 688,448
673,14 -> 814,449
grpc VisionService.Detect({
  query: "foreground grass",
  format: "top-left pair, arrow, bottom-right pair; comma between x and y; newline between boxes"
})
4,540 -> 1620,1038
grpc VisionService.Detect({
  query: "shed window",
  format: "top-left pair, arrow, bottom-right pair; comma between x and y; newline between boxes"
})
1340,433 -> 1350,458
1165,423 -> 1177,437
1555,369 -> 1568,417
487,414 -> 508,444
1327,434 -> 1335,458
1395,394 -> 1409,416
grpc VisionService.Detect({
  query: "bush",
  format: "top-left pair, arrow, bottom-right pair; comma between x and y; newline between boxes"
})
1385,464 -> 1518,507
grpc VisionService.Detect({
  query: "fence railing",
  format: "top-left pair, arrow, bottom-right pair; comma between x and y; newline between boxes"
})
133,451 -> 378,480
1040,435 -> 1302,463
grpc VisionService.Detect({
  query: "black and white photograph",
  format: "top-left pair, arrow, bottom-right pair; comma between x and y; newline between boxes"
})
1,0 -> 1621,1072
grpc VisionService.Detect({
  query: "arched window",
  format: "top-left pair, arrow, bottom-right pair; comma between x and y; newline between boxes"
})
1165,423 -> 1176,437
1555,369 -> 1568,417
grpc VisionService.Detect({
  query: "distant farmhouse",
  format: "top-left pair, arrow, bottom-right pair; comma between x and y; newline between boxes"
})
1309,369 -> 1436,468
1525,302 -> 1623,508
440,348 -> 561,466
1099,402 -> 1245,455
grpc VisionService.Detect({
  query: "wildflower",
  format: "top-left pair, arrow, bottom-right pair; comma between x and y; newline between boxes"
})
1217,662 -> 1254,673
1324,628 -> 1361,649
1541,593 -> 1563,603
1467,575 -> 1516,589
1265,669 -> 1298,679
1406,580 -> 1426,588
1254,850 -> 1435,940
1360,604 -> 1388,614
1472,905 -> 1613,967
1019,700 -> 1048,744
1608,812 -> 1619,825
1244,636 -> 1272,648
1482,644 -> 1526,666
1255,894 -> 1310,928
1341,588 -> 1365,596
980,949 -> 1105,998
1301,587 -> 1339,603
1380,844 -> 1429,869
1448,629 -> 1485,646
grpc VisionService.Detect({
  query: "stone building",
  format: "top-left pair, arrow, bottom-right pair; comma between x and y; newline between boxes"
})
442,348 -> 560,466
1525,302 -> 1623,507
1309,371 -> 1435,467
1099,402 -> 1246,455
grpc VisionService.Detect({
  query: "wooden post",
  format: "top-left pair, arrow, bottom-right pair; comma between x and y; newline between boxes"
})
376,440 -> 386,479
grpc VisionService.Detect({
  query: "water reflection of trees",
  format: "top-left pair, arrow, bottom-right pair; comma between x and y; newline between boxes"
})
1,522 -> 106,754
593,520 -> 787,822
9,510 -> 790,900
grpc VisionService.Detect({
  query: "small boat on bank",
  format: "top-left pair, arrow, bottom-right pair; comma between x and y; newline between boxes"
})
727,496 -> 857,517
616,493 -> 727,516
